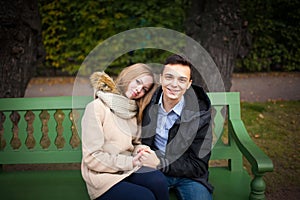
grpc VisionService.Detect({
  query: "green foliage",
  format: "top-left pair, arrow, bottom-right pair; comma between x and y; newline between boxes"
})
237,0 -> 300,72
39,0 -> 189,74
40,0 -> 300,74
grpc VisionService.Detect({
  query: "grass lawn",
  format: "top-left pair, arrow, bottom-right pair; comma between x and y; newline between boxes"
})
240,100 -> 300,199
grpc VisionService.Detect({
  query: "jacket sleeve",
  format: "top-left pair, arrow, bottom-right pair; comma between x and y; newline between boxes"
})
159,111 -> 212,178
81,100 -> 133,173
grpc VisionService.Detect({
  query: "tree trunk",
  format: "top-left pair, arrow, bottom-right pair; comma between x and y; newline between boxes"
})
185,0 -> 247,92
0,0 -> 44,98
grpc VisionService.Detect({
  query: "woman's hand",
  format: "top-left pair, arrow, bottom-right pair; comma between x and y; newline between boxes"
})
132,151 -> 143,167
139,149 -> 160,169
133,145 -> 151,155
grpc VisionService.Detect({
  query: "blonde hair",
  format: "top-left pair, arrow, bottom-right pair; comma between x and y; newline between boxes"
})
115,63 -> 157,124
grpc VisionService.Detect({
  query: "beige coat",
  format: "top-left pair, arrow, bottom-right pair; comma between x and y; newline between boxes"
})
81,98 -> 144,199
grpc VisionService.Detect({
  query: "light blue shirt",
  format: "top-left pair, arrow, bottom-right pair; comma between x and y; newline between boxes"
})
154,93 -> 185,155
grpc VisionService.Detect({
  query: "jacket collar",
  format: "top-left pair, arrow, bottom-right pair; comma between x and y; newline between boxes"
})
151,85 -> 211,122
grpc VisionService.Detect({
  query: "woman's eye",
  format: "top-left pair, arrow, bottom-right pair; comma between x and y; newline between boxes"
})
136,79 -> 141,84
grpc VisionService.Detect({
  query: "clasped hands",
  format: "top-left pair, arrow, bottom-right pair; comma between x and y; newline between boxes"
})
132,147 -> 160,169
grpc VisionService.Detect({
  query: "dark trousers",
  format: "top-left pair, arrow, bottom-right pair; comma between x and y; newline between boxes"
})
95,167 -> 169,200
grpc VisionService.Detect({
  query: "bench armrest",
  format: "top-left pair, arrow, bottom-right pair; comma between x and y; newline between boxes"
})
229,119 -> 273,173
229,119 -> 273,200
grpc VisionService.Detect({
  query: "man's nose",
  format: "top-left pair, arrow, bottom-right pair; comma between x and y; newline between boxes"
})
171,78 -> 178,86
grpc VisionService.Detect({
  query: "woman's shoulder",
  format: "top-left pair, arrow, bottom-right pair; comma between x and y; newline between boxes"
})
85,98 -> 108,112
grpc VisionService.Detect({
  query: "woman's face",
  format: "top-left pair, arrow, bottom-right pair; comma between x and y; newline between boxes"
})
125,75 -> 153,100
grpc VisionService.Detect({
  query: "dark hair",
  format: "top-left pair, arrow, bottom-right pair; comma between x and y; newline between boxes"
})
163,54 -> 192,80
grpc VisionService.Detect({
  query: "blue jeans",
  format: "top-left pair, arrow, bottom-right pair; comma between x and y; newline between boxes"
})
166,176 -> 212,200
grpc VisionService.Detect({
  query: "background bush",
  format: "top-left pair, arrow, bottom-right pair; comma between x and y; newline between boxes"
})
39,0 -> 188,75
39,0 -> 300,74
236,0 -> 300,72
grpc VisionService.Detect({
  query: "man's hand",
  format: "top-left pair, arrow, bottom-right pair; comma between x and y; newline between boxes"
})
139,149 -> 160,169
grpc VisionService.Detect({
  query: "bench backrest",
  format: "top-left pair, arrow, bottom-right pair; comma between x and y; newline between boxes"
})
0,93 -> 242,170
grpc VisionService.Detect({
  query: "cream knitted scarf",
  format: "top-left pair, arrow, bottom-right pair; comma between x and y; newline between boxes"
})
96,91 -> 137,119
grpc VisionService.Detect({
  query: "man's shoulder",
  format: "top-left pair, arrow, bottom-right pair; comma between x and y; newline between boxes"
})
186,85 -> 211,108
190,84 -> 206,95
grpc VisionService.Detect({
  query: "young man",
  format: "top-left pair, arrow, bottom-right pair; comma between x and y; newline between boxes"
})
140,54 -> 213,199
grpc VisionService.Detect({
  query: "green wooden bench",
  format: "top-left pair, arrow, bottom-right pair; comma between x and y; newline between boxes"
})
0,92 -> 273,200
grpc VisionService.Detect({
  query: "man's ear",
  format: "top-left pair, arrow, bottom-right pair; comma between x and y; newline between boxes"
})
187,80 -> 192,89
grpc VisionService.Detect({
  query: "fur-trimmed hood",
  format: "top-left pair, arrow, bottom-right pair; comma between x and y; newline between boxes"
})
90,71 -> 137,119
90,71 -> 119,96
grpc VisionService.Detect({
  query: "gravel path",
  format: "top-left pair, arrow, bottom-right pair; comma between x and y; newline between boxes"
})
231,72 -> 300,102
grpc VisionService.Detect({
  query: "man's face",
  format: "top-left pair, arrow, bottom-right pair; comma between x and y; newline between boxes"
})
160,64 -> 192,104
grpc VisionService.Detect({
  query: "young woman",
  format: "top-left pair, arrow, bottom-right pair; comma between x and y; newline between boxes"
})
81,63 -> 169,200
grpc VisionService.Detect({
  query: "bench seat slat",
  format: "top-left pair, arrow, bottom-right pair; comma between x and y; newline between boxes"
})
0,170 -> 89,200
209,167 -> 251,200
0,151 -> 81,164
0,167 -> 251,200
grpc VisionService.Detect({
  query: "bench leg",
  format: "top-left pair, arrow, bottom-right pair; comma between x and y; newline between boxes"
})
249,173 -> 266,200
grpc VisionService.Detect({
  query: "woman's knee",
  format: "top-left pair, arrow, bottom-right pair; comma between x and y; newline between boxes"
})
149,170 -> 168,186
96,181 -> 156,200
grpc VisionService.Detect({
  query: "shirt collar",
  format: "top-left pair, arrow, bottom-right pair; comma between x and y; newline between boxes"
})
158,93 -> 185,115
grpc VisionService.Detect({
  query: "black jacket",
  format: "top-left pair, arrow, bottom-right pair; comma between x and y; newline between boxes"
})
141,85 -> 213,193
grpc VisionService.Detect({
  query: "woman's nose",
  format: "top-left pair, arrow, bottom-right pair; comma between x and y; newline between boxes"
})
136,85 -> 143,92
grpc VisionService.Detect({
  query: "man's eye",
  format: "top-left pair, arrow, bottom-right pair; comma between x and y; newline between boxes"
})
165,75 -> 173,80
179,78 -> 188,83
